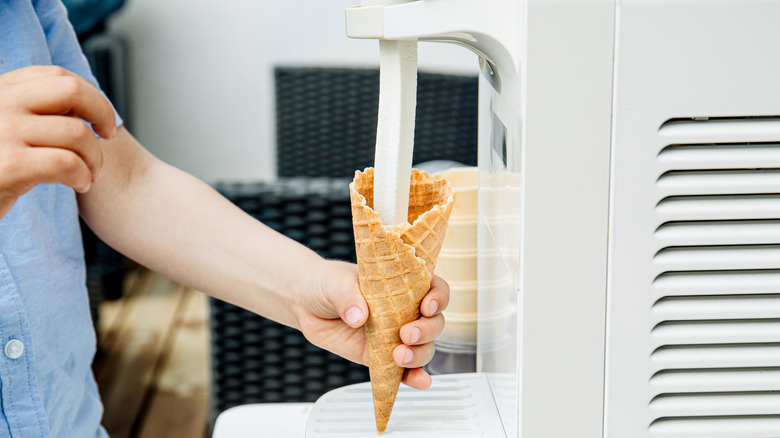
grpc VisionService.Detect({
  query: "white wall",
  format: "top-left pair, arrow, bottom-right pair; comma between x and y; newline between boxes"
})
108,0 -> 478,183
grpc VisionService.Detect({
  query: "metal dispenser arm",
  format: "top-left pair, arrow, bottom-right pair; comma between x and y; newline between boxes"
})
346,0 -> 520,87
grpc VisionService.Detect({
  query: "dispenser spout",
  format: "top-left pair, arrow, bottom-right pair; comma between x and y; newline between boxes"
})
346,0 -> 520,87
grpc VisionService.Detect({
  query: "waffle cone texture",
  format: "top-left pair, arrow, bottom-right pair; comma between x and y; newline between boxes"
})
350,168 -> 455,434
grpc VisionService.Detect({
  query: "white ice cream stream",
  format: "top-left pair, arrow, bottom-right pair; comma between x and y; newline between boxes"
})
373,38 -> 418,226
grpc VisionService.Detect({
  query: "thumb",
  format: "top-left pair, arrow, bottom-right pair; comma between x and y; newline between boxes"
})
323,262 -> 369,328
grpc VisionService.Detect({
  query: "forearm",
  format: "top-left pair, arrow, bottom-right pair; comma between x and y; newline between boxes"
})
78,128 -> 323,329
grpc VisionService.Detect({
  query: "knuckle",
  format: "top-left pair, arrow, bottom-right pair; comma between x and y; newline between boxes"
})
59,76 -> 83,100
53,151 -> 82,174
66,119 -> 92,143
46,65 -> 70,77
54,66 -> 70,77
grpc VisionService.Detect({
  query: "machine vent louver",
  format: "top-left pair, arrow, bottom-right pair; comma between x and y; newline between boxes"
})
649,118 -> 780,437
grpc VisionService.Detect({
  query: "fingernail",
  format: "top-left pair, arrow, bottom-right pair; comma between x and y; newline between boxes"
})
345,306 -> 364,326
410,327 -> 422,344
403,348 -> 414,365
428,300 -> 439,316
112,125 -> 118,137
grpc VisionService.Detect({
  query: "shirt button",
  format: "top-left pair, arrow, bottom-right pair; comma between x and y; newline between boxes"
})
5,340 -> 24,359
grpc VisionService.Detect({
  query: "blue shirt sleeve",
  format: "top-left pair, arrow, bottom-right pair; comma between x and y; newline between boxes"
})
33,0 -> 124,129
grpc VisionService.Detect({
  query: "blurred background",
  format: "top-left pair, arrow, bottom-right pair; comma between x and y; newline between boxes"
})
98,0 -> 477,182
69,1 -> 480,436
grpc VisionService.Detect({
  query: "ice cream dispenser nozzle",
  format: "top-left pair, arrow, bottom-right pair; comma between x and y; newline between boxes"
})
346,0 -> 520,92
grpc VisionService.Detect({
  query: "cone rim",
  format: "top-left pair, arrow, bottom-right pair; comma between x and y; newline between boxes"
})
349,167 -> 455,233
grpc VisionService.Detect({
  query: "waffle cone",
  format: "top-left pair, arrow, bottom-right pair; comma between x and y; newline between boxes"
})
350,168 -> 454,434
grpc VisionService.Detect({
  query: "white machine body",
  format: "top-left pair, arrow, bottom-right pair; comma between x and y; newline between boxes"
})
316,1 -> 780,437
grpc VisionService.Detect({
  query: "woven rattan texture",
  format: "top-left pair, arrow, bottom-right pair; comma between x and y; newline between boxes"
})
210,179 -> 368,422
275,67 -> 478,177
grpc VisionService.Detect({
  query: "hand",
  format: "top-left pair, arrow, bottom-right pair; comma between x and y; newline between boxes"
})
296,260 -> 449,390
0,65 -> 116,218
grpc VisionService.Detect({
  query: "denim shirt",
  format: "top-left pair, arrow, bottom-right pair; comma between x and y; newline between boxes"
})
0,0 -> 121,436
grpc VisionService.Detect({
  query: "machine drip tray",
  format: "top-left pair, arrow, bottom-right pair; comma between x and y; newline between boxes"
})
305,372 -> 506,437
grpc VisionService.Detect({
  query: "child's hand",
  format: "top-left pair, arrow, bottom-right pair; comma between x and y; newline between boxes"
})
296,260 -> 449,390
0,65 -> 116,218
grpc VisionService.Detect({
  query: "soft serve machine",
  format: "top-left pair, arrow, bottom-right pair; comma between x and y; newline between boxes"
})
304,1 -> 780,437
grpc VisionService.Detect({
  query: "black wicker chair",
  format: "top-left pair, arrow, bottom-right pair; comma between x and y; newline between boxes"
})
275,67 -> 478,177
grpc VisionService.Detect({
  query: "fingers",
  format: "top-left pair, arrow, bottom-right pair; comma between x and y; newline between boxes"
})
22,116 -> 103,181
420,275 -> 449,318
4,66 -> 116,139
401,368 -> 433,390
399,312 -> 444,346
320,261 -> 369,329
393,341 -> 435,369
391,277 -> 449,373
18,147 -> 93,193
0,65 -> 66,85
391,276 -> 450,390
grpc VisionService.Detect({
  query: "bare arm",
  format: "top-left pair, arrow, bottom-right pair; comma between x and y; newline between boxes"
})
77,128 -> 322,329
78,129 -> 449,388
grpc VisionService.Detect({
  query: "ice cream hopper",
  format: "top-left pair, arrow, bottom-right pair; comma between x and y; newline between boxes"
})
304,0 -> 780,437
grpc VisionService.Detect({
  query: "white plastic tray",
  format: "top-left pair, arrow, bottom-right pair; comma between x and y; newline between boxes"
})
212,403 -> 313,438
305,372 -> 506,437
